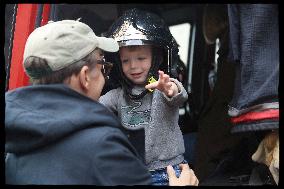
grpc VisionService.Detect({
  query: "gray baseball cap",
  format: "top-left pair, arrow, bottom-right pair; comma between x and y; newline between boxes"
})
23,20 -> 119,74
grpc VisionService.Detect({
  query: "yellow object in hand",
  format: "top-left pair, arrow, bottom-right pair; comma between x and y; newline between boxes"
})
147,76 -> 157,92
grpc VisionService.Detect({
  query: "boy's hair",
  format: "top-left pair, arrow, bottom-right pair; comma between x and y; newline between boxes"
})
120,45 -> 151,52
24,50 -> 97,85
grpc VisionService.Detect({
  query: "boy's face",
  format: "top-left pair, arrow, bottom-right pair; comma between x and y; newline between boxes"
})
120,45 -> 152,85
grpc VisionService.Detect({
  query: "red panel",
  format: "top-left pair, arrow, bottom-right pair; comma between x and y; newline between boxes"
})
231,109 -> 279,123
8,4 -> 38,90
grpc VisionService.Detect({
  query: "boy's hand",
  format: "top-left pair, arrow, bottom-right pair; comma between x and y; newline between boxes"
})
145,70 -> 179,97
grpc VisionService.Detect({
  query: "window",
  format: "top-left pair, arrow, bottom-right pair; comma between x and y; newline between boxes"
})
169,23 -> 191,66
214,38 -> 220,72
169,23 -> 191,116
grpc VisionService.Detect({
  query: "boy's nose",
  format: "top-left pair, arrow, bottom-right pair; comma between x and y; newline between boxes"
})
130,60 -> 137,68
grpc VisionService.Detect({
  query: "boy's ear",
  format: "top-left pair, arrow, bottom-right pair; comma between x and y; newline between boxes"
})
78,65 -> 90,90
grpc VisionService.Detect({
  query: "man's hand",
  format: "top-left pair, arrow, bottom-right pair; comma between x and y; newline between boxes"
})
145,70 -> 179,97
167,164 -> 199,186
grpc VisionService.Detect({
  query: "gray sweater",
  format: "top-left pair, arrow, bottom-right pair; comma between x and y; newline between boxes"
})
99,78 -> 188,170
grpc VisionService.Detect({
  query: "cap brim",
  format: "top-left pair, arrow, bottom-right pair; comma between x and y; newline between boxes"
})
96,36 -> 119,52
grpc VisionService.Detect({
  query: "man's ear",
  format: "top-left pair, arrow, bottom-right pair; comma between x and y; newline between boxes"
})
78,65 -> 90,90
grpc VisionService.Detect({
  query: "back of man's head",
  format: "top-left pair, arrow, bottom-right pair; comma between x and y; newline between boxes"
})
23,20 -> 119,84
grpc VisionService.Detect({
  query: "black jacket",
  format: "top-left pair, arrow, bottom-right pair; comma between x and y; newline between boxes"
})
5,84 -> 152,185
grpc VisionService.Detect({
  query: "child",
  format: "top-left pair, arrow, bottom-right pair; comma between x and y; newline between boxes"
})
99,8 -> 188,185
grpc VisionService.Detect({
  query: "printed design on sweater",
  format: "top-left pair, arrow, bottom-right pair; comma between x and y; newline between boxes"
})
121,101 -> 151,128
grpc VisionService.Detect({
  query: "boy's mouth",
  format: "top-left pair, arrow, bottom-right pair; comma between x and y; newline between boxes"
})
131,72 -> 143,78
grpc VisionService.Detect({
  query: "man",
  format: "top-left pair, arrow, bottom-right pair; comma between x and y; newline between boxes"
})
5,19 -> 198,185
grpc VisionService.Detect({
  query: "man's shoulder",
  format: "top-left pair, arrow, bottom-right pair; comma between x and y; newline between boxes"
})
70,125 -> 137,159
76,125 -> 125,142
74,125 -> 129,147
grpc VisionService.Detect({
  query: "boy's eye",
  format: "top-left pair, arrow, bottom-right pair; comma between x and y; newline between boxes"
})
122,59 -> 128,64
138,57 -> 146,61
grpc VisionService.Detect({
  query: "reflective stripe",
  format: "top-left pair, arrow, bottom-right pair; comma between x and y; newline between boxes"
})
228,102 -> 279,117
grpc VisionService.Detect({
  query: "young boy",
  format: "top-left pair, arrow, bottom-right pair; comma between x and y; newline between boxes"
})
99,9 -> 188,185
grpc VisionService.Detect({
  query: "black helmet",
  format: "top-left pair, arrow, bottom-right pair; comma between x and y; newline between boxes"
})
106,8 -> 179,99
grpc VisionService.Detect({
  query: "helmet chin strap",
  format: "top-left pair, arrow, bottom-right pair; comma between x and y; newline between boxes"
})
126,88 -> 149,100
